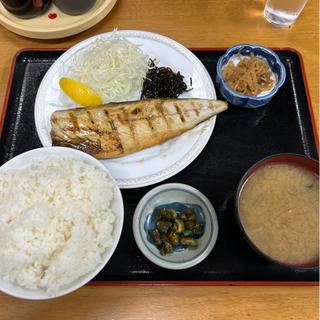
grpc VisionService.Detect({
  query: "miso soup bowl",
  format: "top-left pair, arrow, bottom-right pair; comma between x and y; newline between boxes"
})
235,153 -> 319,269
216,44 -> 286,108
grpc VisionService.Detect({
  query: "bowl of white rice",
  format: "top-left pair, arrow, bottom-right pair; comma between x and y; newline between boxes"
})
0,147 -> 124,300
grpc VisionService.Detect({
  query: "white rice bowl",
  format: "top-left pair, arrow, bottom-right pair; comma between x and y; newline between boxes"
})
0,147 -> 124,300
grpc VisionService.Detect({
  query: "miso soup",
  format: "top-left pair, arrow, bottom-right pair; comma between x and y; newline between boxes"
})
239,163 -> 319,266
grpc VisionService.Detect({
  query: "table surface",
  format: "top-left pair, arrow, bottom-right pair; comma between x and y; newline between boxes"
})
0,0 -> 318,319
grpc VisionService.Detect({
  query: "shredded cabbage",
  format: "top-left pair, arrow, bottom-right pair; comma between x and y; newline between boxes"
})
67,34 -> 149,103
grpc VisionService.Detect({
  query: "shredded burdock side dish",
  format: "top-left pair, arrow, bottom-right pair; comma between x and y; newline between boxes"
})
221,52 -> 275,96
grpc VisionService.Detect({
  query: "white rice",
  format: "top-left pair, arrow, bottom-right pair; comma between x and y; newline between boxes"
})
0,157 -> 116,294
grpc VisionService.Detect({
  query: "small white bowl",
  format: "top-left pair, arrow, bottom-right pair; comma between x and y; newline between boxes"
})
0,147 -> 124,300
132,183 -> 218,270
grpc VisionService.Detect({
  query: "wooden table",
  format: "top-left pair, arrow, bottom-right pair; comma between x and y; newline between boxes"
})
0,0 -> 318,319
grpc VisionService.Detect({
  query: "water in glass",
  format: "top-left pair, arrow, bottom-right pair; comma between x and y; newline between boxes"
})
264,0 -> 309,27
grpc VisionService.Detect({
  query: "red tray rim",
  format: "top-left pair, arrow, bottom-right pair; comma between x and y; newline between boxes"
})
0,47 -> 319,287
87,280 -> 319,286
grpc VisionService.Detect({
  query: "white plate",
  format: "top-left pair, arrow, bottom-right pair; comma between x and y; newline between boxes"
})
35,30 -> 216,189
0,147 -> 124,300
132,183 -> 219,270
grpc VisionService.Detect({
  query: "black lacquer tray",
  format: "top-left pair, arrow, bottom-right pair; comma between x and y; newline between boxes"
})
0,49 -> 318,285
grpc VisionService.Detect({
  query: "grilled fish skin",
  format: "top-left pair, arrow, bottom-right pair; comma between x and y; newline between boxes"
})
51,98 -> 228,159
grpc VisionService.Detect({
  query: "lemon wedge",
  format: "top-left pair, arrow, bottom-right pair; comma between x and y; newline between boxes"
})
59,77 -> 103,107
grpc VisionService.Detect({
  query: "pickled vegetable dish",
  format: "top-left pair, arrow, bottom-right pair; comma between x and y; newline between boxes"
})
148,206 -> 205,255
221,52 -> 275,96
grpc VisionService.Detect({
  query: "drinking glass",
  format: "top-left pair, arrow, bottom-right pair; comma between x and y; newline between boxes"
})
264,0 -> 309,27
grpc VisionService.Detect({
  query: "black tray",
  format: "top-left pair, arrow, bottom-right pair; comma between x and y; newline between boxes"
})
0,49 -> 318,284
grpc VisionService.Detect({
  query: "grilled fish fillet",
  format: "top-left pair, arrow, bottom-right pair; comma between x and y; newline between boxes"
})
51,98 -> 228,159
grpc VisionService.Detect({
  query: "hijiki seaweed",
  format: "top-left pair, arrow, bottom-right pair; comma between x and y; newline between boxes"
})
141,60 -> 191,99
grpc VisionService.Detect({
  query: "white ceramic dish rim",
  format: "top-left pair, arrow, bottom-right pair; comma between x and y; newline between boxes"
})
0,147 -> 124,300
132,183 -> 219,270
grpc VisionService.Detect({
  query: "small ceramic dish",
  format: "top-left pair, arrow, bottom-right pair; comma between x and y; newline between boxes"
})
132,183 -> 218,270
235,153 -> 319,269
216,44 -> 286,108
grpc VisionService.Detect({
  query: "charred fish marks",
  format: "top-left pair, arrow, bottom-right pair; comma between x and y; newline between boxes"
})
122,106 -> 140,149
154,100 -> 170,130
86,111 -> 95,125
50,99 -> 228,159
68,112 -> 79,131
109,119 -> 124,154
173,102 -> 186,123
131,107 -> 141,115
193,103 -> 200,116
